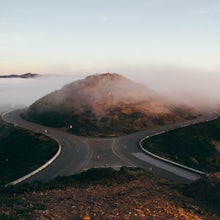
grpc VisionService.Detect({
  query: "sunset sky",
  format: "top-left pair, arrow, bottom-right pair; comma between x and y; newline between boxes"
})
0,0 -> 220,75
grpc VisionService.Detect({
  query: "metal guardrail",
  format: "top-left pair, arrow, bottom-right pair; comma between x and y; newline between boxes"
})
1,111 -> 62,186
139,114 -> 219,176
5,142 -> 62,186
139,134 -> 205,175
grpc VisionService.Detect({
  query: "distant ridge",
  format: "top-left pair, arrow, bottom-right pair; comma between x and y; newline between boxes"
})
0,73 -> 40,79
24,73 -> 200,136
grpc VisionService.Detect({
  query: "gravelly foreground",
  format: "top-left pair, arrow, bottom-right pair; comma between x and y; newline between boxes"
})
1,168 -> 219,220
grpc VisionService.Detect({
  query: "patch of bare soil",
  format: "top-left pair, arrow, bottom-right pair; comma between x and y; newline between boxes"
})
1,168 -> 219,220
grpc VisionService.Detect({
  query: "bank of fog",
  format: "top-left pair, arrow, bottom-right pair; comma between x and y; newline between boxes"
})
0,74 -> 85,112
1,71 -> 220,113
127,70 -> 220,112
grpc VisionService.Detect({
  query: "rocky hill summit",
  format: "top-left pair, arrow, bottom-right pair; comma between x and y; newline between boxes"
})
24,73 -> 199,136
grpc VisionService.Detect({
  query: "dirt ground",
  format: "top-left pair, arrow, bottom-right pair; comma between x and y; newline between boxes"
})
1,168 -> 219,220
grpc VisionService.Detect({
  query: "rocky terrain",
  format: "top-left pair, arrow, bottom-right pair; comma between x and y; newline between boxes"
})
0,167 -> 219,220
24,73 -> 199,136
184,172 -> 220,213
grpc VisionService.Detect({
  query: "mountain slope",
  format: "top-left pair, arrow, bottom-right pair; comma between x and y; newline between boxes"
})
24,73 -> 199,136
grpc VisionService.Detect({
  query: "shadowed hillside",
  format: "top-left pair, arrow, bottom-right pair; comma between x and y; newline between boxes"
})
142,117 -> 220,173
184,172 -> 220,215
24,73 -> 199,136
0,118 -> 58,185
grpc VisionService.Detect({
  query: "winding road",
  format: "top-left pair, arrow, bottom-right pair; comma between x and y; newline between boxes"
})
2,109 -> 217,184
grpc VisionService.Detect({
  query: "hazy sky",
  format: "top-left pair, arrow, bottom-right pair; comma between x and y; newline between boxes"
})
0,0 -> 220,75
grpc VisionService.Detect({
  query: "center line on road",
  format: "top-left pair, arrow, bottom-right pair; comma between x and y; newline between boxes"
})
111,139 -> 136,167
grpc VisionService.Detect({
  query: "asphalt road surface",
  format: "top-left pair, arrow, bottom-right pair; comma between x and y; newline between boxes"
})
2,110 -> 217,184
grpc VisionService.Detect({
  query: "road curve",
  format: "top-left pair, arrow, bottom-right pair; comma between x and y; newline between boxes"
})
2,110 -> 218,184
2,110 -> 93,183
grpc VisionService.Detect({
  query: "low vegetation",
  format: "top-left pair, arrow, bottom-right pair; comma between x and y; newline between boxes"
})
0,119 -> 58,186
142,118 -> 220,172
24,108 -> 183,136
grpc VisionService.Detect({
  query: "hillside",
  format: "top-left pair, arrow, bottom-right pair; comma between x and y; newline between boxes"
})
0,167 -> 219,219
24,73 -> 199,136
142,117 -> 220,172
184,172 -> 220,215
0,117 -> 58,185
